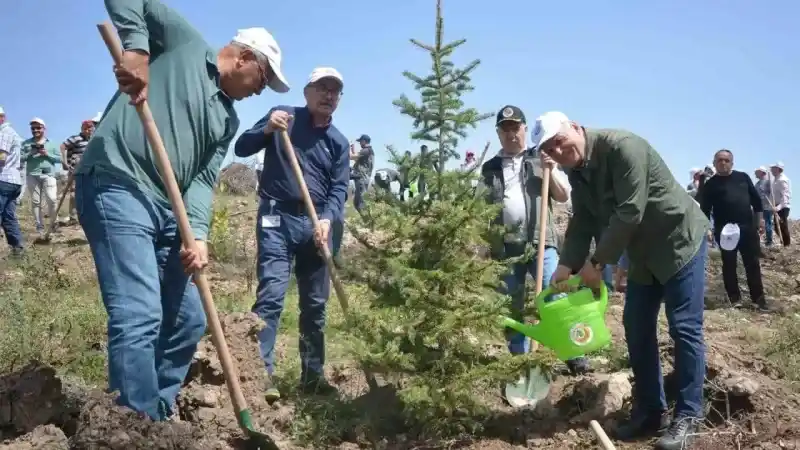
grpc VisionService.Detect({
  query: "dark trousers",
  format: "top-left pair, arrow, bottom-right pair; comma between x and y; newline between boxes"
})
717,225 -> 764,304
252,199 -> 331,380
353,178 -> 368,213
0,181 -> 23,249
624,239 -> 707,419
763,210 -> 775,245
777,208 -> 791,246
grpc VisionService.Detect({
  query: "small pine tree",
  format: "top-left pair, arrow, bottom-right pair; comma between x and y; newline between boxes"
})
345,0 -> 545,437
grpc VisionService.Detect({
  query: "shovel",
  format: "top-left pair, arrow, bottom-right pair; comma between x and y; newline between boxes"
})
503,163 -> 554,408
279,130 -> 378,391
35,170 -> 76,244
97,23 -> 278,450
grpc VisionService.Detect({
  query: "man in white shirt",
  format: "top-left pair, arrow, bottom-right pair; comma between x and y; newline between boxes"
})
770,162 -> 792,247
480,105 -> 586,376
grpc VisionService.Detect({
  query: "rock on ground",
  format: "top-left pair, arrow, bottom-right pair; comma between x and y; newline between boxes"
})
0,425 -> 68,450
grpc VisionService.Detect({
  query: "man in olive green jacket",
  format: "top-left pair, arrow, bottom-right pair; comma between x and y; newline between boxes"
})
531,111 -> 709,450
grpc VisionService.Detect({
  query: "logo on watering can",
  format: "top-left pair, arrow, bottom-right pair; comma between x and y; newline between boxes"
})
569,323 -> 594,346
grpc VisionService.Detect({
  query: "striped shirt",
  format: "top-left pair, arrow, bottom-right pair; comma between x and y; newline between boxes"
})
0,122 -> 23,185
62,133 -> 91,171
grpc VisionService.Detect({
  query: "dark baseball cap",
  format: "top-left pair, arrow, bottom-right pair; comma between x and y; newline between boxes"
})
496,105 -> 526,126
356,134 -> 371,143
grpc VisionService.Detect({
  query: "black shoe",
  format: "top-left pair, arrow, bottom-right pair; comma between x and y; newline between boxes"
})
300,374 -> 338,396
613,411 -> 669,441
655,417 -> 700,450
755,302 -> 771,313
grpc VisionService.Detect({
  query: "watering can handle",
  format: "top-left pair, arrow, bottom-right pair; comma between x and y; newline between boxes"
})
535,275 -> 608,311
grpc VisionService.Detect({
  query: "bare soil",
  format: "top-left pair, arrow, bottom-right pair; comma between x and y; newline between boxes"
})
2,203 -> 800,449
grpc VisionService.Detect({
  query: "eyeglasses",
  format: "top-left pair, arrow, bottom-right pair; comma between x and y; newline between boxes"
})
313,84 -> 343,98
30,126 -> 43,131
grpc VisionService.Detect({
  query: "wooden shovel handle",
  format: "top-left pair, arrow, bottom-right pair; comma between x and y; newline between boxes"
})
97,23 -> 251,427
534,166 -> 552,296
278,130 -> 350,311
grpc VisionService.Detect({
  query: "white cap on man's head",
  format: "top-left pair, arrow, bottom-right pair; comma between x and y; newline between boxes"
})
530,111 -> 571,149
690,167 -> 701,176
232,27 -> 290,93
30,117 -> 45,127
771,161 -> 784,170
307,67 -> 343,87
0,106 -> 4,115
755,166 -> 767,173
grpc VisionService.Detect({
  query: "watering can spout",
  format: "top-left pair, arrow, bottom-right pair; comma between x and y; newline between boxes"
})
499,316 -> 548,346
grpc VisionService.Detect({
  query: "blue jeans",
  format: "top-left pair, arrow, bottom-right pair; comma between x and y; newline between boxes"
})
75,170 -> 207,420
601,251 -> 629,290
253,199 -> 331,380
0,181 -> 24,249
353,178 -> 368,213
602,265 -> 614,291
500,244 -> 559,355
763,210 -> 774,245
624,239 -> 707,419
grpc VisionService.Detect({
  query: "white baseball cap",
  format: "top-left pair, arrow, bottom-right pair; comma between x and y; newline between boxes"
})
755,166 -> 767,174
530,111 -> 571,149
232,28 -> 290,93
307,67 -> 343,87
0,106 -> 4,115
690,167 -> 701,176
30,117 -> 46,127
770,161 -> 784,169
719,223 -> 741,251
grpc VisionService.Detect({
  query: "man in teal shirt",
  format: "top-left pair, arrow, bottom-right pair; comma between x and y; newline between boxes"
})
76,0 -> 290,421
21,118 -> 61,234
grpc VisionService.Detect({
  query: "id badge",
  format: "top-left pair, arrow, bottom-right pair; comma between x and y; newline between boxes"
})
261,215 -> 281,228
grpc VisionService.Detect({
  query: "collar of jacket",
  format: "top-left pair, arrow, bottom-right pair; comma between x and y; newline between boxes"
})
577,127 -> 597,171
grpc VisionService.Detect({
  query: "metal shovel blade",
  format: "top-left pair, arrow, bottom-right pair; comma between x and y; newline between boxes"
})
504,366 -> 552,409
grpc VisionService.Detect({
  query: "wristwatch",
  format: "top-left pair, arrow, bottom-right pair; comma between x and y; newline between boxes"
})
589,256 -> 603,270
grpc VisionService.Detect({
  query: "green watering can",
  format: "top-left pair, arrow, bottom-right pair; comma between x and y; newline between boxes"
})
501,275 -> 611,361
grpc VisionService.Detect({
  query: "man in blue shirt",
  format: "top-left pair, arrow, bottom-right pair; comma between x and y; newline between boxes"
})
234,67 -> 350,401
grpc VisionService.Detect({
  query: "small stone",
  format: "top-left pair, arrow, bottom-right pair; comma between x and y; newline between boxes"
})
198,389 -> 220,408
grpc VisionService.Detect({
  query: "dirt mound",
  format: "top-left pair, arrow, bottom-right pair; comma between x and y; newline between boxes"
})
218,163 -> 258,196
177,312 -> 282,445
70,392 -> 216,450
0,363 -> 68,439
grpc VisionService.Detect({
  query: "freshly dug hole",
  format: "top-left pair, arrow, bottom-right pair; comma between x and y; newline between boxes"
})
0,363 -> 67,439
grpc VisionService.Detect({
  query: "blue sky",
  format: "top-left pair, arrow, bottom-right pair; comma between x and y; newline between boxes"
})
2,0 -> 798,196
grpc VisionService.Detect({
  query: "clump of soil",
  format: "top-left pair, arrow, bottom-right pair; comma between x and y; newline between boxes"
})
178,312 -> 278,444
70,392 -> 217,450
0,363 -> 66,439
0,425 -> 68,450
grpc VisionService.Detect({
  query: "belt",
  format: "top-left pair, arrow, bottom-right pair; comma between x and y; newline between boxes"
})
268,199 -> 324,217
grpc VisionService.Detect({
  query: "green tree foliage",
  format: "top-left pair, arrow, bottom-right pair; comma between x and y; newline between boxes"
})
344,0 -> 545,437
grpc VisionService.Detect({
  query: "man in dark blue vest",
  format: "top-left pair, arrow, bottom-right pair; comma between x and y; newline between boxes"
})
234,67 -> 349,402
